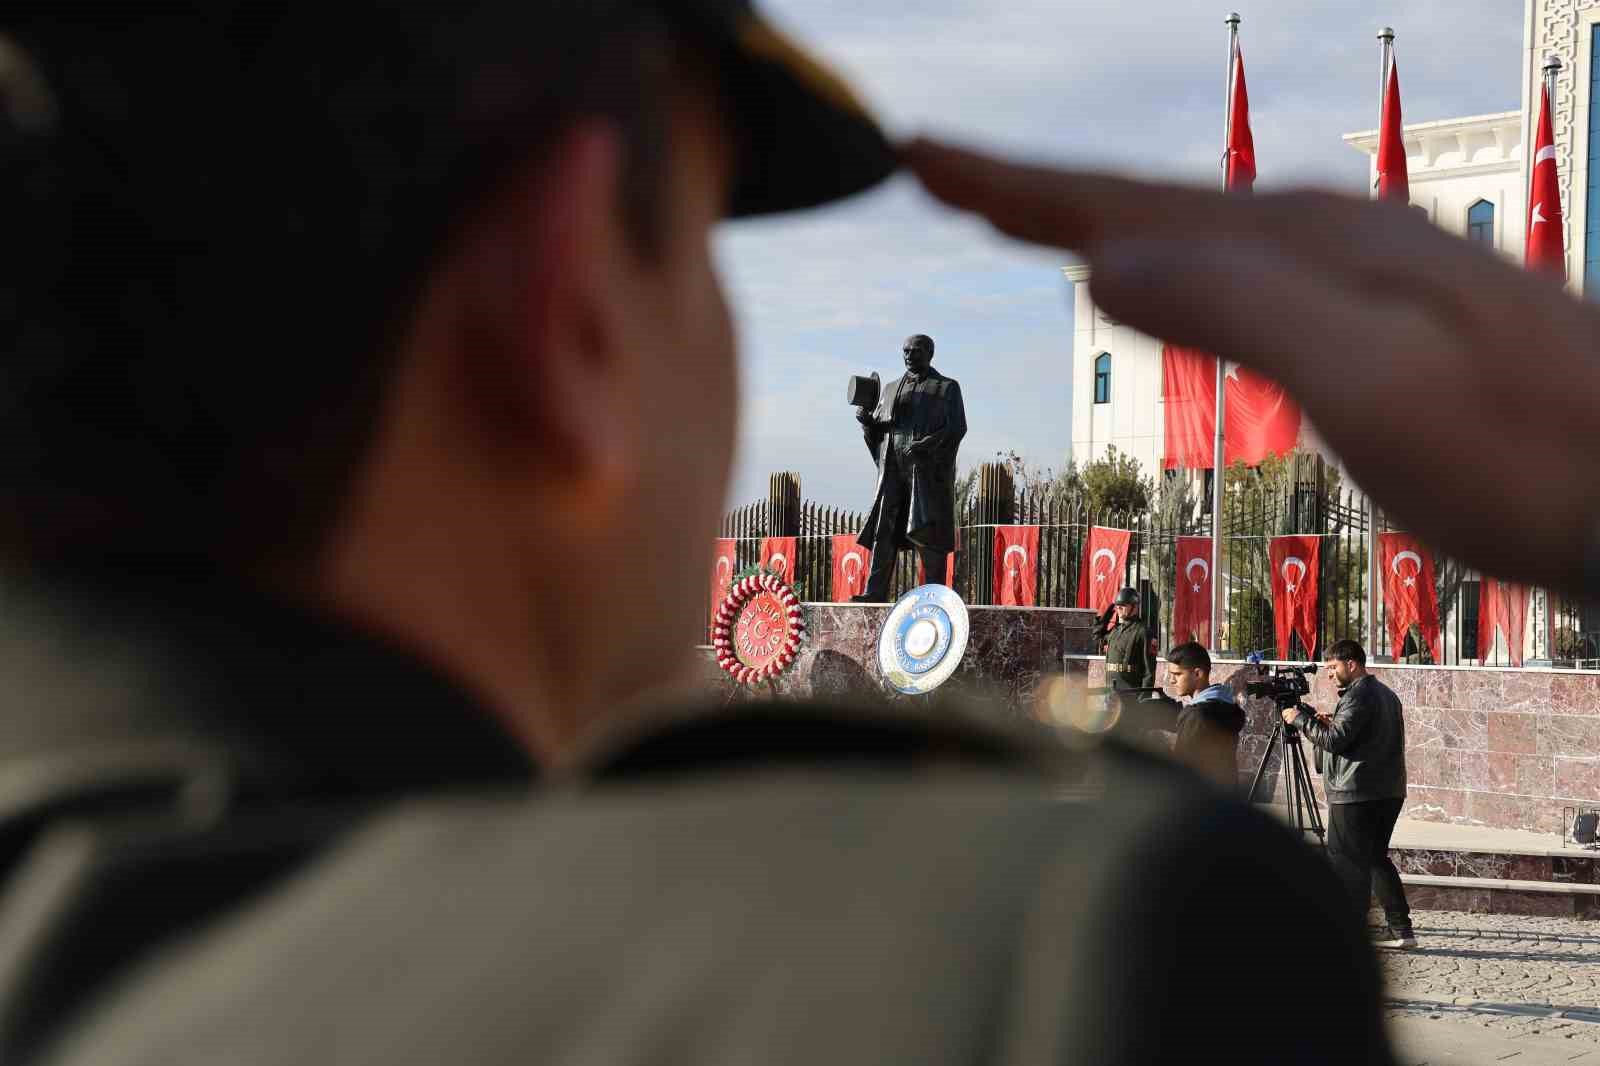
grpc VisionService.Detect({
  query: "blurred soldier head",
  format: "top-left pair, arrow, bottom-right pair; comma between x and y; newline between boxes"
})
0,4 -> 893,762
1113,586 -> 1139,622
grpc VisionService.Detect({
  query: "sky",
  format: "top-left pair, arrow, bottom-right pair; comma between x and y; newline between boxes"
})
715,0 -> 1526,514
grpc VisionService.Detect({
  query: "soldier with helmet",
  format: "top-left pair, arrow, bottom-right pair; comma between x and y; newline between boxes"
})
1103,586 -> 1156,698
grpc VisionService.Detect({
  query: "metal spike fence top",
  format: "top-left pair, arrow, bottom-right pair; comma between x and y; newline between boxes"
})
711,462 -> 1592,667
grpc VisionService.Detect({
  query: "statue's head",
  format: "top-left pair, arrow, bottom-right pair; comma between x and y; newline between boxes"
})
902,334 -> 935,374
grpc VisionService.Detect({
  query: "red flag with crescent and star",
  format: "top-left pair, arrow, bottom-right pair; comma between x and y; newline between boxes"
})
1478,579 -> 1529,666
1161,346 -> 1302,469
830,535 -> 871,601
993,526 -> 1041,607
710,538 -> 736,639
1527,82 -> 1566,277
1379,532 -> 1441,662
1173,535 -> 1213,646
1077,526 -> 1131,614
760,537 -> 798,587
1269,535 -> 1320,659
1226,36 -> 1256,191
917,551 -> 956,587
1376,55 -> 1409,202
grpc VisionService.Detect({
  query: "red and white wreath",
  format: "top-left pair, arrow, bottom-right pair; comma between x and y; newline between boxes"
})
711,573 -> 806,684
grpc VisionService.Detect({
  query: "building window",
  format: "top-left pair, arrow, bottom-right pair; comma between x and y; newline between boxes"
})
1093,353 -> 1111,404
1467,200 -> 1495,246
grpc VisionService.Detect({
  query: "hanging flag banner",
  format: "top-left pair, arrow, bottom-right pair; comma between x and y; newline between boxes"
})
1379,533 -> 1441,662
993,526 -> 1041,607
1527,81 -> 1566,277
760,536 -> 798,587
830,536 -> 871,601
1077,526 -> 1132,615
1225,35 -> 1256,192
1478,579 -> 1530,667
1269,535 -> 1320,660
1376,54 -> 1409,202
1161,347 -> 1301,470
710,538 -> 737,639
917,551 -> 956,587
1173,535 -> 1214,646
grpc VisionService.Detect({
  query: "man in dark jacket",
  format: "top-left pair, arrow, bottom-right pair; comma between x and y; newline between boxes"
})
1284,639 -> 1415,949
852,334 -> 965,601
1161,642 -> 1246,789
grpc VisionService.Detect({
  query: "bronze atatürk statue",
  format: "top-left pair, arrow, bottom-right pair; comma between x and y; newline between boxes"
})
850,334 -> 966,602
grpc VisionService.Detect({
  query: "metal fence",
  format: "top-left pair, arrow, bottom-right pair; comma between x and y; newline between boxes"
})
717,464 -> 1596,668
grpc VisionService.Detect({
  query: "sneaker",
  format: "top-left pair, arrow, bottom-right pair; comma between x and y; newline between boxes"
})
1373,926 -> 1417,950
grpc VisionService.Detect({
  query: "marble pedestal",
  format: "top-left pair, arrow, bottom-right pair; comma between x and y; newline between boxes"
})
700,603 -> 1100,714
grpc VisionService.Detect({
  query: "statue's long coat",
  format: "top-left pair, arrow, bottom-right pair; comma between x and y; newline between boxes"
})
857,369 -> 966,555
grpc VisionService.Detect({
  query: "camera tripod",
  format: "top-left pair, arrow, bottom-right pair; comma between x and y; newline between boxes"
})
1246,704 -> 1326,844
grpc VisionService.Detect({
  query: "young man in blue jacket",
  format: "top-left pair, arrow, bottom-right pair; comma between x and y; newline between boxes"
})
1162,642 -> 1247,789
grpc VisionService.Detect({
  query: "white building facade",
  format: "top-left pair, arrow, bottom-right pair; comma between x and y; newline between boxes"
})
1065,109 -> 1528,474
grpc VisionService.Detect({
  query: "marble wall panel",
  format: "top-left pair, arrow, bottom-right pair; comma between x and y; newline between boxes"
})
1486,712 -> 1538,755
1436,708 -> 1489,751
1405,747 -> 1441,788
1553,757 -> 1600,802
1550,674 -> 1600,716
1438,750 -> 1490,792
1403,786 -> 1468,823
1451,670 -> 1502,713
1517,755 -> 1556,799
1485,751 -> 1519,794
1540,716 -> 1600,759
1414,670 -> 1453,710
1370,666 -> 1417,705
1500,671 -> 1554,713
1403,707 -> 1446,750
1553,857 -> 1598,884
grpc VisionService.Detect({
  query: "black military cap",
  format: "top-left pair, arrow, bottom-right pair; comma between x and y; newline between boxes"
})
1114,587 -> 1140,607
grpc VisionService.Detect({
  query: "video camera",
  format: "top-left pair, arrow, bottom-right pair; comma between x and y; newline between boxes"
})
1243,663 -> 1317,709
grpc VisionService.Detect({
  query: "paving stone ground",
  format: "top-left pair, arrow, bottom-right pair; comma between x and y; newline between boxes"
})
1378,911 -> 1600,1050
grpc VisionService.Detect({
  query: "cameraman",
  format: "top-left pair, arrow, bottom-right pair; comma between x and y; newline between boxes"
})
1282,640 -> 1415,950
1162,642 -> 1246,789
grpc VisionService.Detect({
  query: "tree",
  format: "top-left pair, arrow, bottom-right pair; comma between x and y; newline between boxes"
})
1078,445 -> 1152,514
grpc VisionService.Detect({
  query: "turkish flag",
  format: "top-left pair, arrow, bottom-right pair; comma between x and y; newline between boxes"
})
1379,533 -> 1441,662
710,538 -> 736,639
1173,535 -> 1213,646
1269,535 -> 1320,659
1077,526 -> 1131,614
1527,83 -> 1566,277
917,551 -> 956,587
831,536 -> 871,601
1478,579 -> 1529,666
1376,56 -> 1409,202
1161,346 -> 1301,470
760,536 -> 798,587
994,526 -> 1041,607
1225,37 -> 1255,192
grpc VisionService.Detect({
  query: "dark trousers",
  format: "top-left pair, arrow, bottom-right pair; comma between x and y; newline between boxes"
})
1326,798 -> 1411,930
863,456 -> 944,599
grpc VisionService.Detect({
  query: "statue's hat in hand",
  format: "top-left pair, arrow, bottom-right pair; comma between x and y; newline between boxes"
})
847,371 -> 880,410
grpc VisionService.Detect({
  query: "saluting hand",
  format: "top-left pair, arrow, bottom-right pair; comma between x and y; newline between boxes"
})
905,138 -> 1600,598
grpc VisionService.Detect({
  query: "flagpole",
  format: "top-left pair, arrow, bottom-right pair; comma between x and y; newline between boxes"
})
1541,54 -> 1562,660
1364,26 -> 1394,661
1209,11 -> 1238,658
